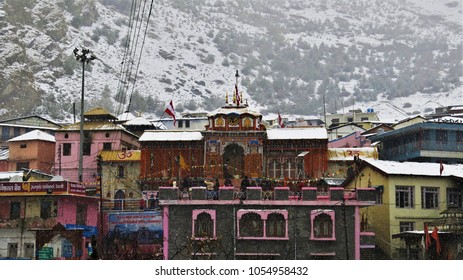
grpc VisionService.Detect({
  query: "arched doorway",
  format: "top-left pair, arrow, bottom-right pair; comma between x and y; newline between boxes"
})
114,190 -> 125,210
223,143 -> 245,179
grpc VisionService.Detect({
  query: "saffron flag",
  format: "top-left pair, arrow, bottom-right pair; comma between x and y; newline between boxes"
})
440,162 -> 444,175
165,100 -> 176,125
179,154 -> 189,171
278,112 -> 285,128
424,223 -> 431,250
431,226 -> 441,255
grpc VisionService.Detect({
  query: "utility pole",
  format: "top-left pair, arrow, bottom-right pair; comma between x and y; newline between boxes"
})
73,47 -> 96,183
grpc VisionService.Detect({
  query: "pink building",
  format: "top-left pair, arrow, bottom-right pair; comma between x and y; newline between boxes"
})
54,108 -> 140,188
0,180 -> 99,259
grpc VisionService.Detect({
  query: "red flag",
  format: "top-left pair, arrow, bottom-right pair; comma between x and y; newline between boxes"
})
235,84 -> 240,105
431,226 -> 441,255
164,100 -> 176,125
440,162 -> 444,175
278,112 -> 285,128
425,224 -> 432,249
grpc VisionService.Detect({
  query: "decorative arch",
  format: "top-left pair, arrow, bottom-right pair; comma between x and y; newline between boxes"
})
222,143 -> 245,179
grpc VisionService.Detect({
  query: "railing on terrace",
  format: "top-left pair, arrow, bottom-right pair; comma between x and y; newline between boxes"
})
101,186 -> 377,212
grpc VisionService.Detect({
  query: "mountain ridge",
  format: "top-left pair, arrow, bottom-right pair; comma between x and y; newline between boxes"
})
0,0 -> 461,123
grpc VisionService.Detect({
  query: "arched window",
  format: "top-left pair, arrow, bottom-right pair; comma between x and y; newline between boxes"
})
194,212 -> 213,238
239,212 -> 263,237
266,213 -> 286,238
118,165 -> 125,178
311,210 -> 335,240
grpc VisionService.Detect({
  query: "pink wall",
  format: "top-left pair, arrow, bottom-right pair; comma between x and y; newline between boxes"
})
55,130 -> 138,182
328,131 -> 371,148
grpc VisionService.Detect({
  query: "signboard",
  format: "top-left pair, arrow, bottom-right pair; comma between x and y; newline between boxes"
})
38,247 -> 53,260
0,182 -> 23,192
106,211 -> 163,258
29,181 -> 67,192
69,182 -> 86,194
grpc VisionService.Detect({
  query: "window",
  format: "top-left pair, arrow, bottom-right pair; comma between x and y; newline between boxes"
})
178,120 -> 183,128
332,118 -> 339,124
436,130 -> 448,144
105,132 -> 110,138
24,243 -> 34,259
76,204 -> 87,225
396,186 -> 414,208
83,142 -> 91,156
239,212 -> 263,237
63,143 -> 71,156
118,165 -> 125,178
10,201 -> 20,219
8,243 -> 18,258
237,210 -> 288,239
347,117 -> 353,122
16,162 -> 29,171
447,188 -> 462,208
311,210 -> 335,240
185,120 -> 190,128
2,127 -> 9,141
192,210 -> 215,239
64,133 -> 69,139
421,187 -> 439,209
20,144 -> 27,149
399,222 -> 415,232
374,186 -> 383,204
266,213 -> 286,237
457,131 -> 463,143
14,127 -> 20,137
361,117 -> 369,121
40,200 -> 57,219
103,142 -> 112,150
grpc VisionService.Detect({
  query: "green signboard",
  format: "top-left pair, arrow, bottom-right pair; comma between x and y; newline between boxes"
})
38,247 -> 53,260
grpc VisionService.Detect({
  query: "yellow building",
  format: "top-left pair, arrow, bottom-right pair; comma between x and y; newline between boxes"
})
99,150 -> 141,211
342,159 -> 463,259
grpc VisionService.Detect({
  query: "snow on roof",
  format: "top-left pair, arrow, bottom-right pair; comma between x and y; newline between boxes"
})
208,106 -> 262,117
266,127 -> 327,140
364,159 -> 463,178
8,129 -> 55,143
0,171 -> 23,180
124,116 -> 153,126
139,131 -> 204,141
118,111 -> 136,121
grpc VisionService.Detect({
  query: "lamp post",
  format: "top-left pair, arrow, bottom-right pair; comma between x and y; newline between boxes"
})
73,47 -> 96,183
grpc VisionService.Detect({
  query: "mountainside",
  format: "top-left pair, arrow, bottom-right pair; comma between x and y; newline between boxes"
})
0,0 -> 462,122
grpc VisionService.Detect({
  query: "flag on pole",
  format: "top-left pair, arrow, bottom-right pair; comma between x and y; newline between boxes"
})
165,100 -> 176,125
278,112 -> 285,128
431,226 -> 441,255
440,161 -> 444,175
424,223 -> 431,250
235,84 -> 240,105
179,154 -> 189,171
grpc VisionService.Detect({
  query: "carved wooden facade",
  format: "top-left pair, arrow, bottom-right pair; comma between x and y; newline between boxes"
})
139,104 -> 328,189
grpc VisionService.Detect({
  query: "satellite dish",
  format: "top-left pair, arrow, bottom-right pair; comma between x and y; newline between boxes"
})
9,175 -> 23,182
51,176 -> 64,181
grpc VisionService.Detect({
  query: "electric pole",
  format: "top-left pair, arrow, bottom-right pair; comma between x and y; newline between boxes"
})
73,47 -> 97,183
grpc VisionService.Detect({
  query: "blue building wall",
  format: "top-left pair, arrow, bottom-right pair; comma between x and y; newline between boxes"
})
370,121 -> 463,163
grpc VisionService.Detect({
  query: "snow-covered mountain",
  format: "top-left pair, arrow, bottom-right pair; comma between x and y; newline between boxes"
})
0,0 -> 461,123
